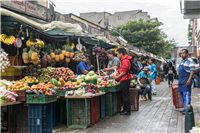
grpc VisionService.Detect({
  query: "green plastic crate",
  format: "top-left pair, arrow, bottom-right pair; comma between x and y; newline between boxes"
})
98,87 -> 107,92
67,98 -> 90,129
106,86 -> 118,92
56,99 -> 67,125
70,79 -> 77,82
26,94 -> 57,104
105,93 -> 114,117
117,85 -> 121,91
84,80 -> 97,85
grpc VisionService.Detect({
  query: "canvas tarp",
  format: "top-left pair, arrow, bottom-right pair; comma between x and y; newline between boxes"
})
1,8 -> 83,34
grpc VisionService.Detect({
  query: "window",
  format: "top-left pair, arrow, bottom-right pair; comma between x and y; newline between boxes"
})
118,16 -> 123,20
130,14 -> 136,19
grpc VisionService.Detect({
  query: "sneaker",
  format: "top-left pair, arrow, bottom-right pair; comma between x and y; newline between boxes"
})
181,111 -> 186,115
180,110 -> 185,113
120,111 -> 131,115
142,96 -> 147,101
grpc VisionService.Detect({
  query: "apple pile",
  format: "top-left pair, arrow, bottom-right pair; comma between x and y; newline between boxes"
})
85,84 -> 99,94
55,85 -> 71,90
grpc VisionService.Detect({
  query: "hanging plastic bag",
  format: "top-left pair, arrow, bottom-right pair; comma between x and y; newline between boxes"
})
110,68 -> 119,78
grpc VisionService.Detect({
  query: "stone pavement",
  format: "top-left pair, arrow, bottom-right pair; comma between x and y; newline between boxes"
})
53,80 -> 200,133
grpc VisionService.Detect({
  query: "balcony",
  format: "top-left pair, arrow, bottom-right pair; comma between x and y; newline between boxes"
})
181,0 -> 200,19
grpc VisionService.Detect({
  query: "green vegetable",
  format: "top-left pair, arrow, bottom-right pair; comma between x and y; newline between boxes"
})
1,99 -> 6,103
0,95 -> 6,99
85,75 -> 91,81
88,71 -> 95,76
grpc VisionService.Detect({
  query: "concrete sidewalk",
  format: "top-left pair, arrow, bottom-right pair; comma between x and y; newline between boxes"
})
53,80 -> 200,133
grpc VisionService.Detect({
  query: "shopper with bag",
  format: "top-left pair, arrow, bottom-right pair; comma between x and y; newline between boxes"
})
103,49 -> 120,78
178,49 -> 195,115
165,62 -> 176,88
149,58 -> 157,95
113,48 -> 132,115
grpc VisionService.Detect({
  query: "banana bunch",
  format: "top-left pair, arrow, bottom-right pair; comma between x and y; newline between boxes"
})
141,61 -> 146,64
26,39 -> 44,48
0,34 -> 6,42
1,34 -> 15,45
35,39 -> 44,48
66,43 -> 75,49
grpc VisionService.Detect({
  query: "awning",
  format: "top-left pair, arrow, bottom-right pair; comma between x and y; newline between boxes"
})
130,50 -> 143,56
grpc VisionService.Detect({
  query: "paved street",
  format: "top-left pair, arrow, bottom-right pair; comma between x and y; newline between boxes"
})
53,80 -> 200,133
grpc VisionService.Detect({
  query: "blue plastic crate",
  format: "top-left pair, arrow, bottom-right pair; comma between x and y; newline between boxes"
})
28,105 -> 42,133
42,103 -> 52,133
100,95 -> 105,120
28,103 -> 53,133
52,102 -> 55,126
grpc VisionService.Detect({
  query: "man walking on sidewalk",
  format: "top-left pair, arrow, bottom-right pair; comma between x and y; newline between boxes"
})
114,48 -> 132,115
149,58 -> 157,95
178,49 -> 195,115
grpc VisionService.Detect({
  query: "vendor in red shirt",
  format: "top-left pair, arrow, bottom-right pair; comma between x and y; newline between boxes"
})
113,48 -> 132,115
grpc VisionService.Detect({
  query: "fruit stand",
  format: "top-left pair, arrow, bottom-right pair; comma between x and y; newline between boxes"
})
0,14 -> 165,133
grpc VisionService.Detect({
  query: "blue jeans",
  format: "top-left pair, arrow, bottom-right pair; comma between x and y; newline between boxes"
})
168,74 -> 173,86
180,91 -> 191,111
193,74 -> 199,88
137,85 -> 150,97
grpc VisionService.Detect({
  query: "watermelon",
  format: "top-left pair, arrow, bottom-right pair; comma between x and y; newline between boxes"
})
50,78 -> 58,86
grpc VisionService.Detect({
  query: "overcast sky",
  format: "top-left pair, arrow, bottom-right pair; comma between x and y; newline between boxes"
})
53,0 -> 189,46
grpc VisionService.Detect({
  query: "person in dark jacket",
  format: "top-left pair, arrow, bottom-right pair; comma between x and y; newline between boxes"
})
163,63 -> 168,81
113,48 -> 132,115
165,62 -> 176,88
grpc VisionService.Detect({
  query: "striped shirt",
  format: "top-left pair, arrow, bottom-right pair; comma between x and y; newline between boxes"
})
180,57 -> 195,73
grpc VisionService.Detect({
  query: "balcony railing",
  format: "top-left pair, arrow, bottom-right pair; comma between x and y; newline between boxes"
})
181,0 -> 200,14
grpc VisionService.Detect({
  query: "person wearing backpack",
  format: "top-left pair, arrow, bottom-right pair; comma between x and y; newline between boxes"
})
113,48 -> 132,115
165,62 -> 176,88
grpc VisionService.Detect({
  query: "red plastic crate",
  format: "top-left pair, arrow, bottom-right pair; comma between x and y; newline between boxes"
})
129,88 -> 139,111
91,97 -> 100,125
172,84 -> 184,108
13,90 -> 26,101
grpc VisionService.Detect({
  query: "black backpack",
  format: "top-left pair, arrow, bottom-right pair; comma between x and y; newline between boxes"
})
129,60 -> 137,74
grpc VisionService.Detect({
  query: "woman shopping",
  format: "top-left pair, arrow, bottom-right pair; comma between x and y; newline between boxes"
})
165,62 -> 176,88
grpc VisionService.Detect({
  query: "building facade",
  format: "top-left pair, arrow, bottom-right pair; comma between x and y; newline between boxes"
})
80,10 -> 153,29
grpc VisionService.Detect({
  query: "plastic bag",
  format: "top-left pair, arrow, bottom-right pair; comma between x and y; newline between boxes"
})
2,90 -> 18,102
110,68 -> 119,78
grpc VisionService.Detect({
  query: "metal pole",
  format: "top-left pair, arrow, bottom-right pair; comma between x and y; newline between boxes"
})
96,54 -> 100,77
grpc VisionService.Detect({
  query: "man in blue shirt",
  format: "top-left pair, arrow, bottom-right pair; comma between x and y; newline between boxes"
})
149,58 -> 157,95
76,54 -> 94,75
137,66 -> 151,101
178,49 -> 195,115
133,57 -> 143,75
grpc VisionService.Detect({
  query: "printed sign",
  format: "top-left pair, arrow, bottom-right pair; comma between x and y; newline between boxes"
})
2,0 -> 25,12
26,2 -> 46,19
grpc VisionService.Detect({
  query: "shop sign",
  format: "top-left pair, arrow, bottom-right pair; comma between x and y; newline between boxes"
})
108,35 -> 117,42
70,15 -> 88,26
90,27 -> 104,36
59,14 -> 75,24
26,2 -> 46,19
2,0 -> 25,12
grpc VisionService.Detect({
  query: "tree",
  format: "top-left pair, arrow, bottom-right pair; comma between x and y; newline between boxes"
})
110,19 -> 177,58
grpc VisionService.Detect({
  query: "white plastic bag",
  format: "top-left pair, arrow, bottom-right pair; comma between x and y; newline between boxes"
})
110,68 -> 119,78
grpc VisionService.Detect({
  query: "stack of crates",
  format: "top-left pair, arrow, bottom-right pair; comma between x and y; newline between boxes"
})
1,106 -> 9,133
67,98 -> 91,129
28,103 -> 53,133
129,88 -> 139,111
55,100 -> 66,125
105,93 -> 114,117
172,84 -> 184,108
100,95 -> 105,120
113,92 -> 118,114
90,97 -> 100,125
1,67 -> 22,81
